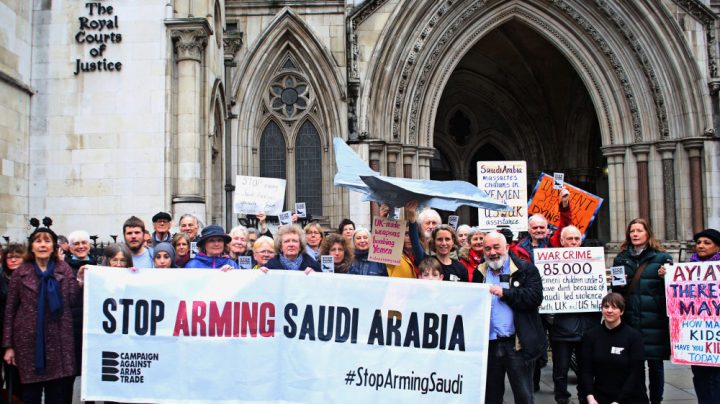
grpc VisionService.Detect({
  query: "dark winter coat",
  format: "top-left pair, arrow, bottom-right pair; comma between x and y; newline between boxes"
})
265,254 -> 321,272
472,254 -> 547,361
348,250 -> 387,277
2,260 -> 80,384
612,247 -> 672,360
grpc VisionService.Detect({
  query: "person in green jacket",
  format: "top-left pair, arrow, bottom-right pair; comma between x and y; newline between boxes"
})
612,218 -> 672,404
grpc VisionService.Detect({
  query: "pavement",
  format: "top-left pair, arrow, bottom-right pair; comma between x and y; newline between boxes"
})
513,359 -> 698,404
70,359 -> 698,403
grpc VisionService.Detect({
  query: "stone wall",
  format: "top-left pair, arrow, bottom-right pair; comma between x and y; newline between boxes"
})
0,0 -> 32,240
29,0 -> 170,237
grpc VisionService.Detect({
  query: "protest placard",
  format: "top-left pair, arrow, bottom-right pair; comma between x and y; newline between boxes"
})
610,266 -> 626,286
665,261 -> 720,367
447,215 -> 459,231
81,267 -> 492,402
476,161 -> 527,238
534,247 -> 607,313
553,172 -> 564,190
237,256 -> 252,270
321,255 -> 334,273
368,217 -> 406,266
278,211 -> 293,226
233,175 -> 287,216
527,173 -> 603,235
295,202 -> 307,218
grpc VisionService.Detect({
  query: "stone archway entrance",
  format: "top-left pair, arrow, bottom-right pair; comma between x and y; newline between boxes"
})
431,20 -> 609,241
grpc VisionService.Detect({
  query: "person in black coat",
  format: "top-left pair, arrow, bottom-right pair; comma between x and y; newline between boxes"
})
581,292 -> 648,404
471,231 -> 545,403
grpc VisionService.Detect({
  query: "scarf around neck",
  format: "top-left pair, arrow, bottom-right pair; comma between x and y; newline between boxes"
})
690,251 -> 720,262
33,260 -> 63,375
280,254 -> 304,271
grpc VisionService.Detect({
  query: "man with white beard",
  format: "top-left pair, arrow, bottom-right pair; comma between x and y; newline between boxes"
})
472,231 -> 545,404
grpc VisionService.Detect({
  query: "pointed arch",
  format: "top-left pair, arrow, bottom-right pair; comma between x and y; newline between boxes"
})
295,120 -> 323,216
259,120 -> 287,180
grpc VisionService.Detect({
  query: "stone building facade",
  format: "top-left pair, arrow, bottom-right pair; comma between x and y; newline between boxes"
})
1,0 -> 719,246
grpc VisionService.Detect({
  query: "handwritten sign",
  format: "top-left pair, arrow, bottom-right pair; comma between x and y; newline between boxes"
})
665,261 -> 720,367
233,176 -> 286,216
527,173 -> 603,235
534,247 -> 607,313
476,161 -> 527,238
368,217 -> 406,266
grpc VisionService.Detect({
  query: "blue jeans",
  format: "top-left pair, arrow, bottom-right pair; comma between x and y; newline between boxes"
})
691,365 -> 720,404
647,359 -> 664,403
486,338 -> 535,404
551,339 -> 584,402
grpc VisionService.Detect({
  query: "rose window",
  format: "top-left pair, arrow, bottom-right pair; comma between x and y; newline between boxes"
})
269,75 -> 310,119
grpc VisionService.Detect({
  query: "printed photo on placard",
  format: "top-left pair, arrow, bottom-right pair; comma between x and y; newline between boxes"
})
190,241 -> 198,258
295,202 -> 307,218
447,215 -> 459,230
278,211 -> 293,226
320,255 -> 334,273
237,256 -> 253,270
610,266 -> 626,286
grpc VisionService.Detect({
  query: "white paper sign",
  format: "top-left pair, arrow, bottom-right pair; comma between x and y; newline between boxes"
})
610,266 -> 626,286
447,215 -> 459,231
476,161 -> 527,238
320,255 -> 334,273
295,202 -> 307,218
81,267 -> 492,402
233,175 -> 287,216
278,211 -> 293,226
534,247 -> 608,313
553,172 -> 565,190
190,242 -> 198,258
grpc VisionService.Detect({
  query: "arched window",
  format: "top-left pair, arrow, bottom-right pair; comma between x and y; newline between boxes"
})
295,121 -> 322,216
259,121 -> 286,180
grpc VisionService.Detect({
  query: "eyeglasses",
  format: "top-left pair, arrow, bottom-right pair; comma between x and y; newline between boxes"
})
110,258 -> 127,264
306,231 -> 322,236
6,255 -> 23,260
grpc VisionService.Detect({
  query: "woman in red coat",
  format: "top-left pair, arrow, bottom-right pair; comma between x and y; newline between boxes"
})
2,226 -> 81,404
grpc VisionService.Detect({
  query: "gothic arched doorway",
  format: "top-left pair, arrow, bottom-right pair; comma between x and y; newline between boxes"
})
432,20 -> 609,241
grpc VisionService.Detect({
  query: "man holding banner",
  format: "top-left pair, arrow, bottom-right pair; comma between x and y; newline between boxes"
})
471,232 -> 545,404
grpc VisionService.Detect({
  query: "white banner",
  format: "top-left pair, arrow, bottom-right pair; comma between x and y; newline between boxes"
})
534,247 -> 607,313
233,175 -> 286,215
476,161 -> 527,237
82,267 -> 492,402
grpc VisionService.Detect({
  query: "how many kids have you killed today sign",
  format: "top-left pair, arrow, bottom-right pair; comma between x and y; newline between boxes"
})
665,261 -> 720,367
81,266 -> 493,402
534,247 -> 607,313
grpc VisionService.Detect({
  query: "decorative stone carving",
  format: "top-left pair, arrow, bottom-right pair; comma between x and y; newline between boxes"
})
223,31 -> 243,60
672,0 -> 718,78
171,29 -> 209,62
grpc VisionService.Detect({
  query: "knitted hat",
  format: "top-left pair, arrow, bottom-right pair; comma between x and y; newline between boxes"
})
153,242 -> 176,267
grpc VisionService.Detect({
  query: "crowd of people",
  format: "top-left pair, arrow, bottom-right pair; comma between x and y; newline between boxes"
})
0,195 -> 718,403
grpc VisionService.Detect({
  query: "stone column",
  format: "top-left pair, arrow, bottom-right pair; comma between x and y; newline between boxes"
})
402,146 -> 417,178
167,19 -> 211,218
417,147 -> 435,180
386,143 -> 402,177
656,141 -> 678,240
631,144 -> 651,222
601,145 -> 627,240
682,138 -> 705,233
